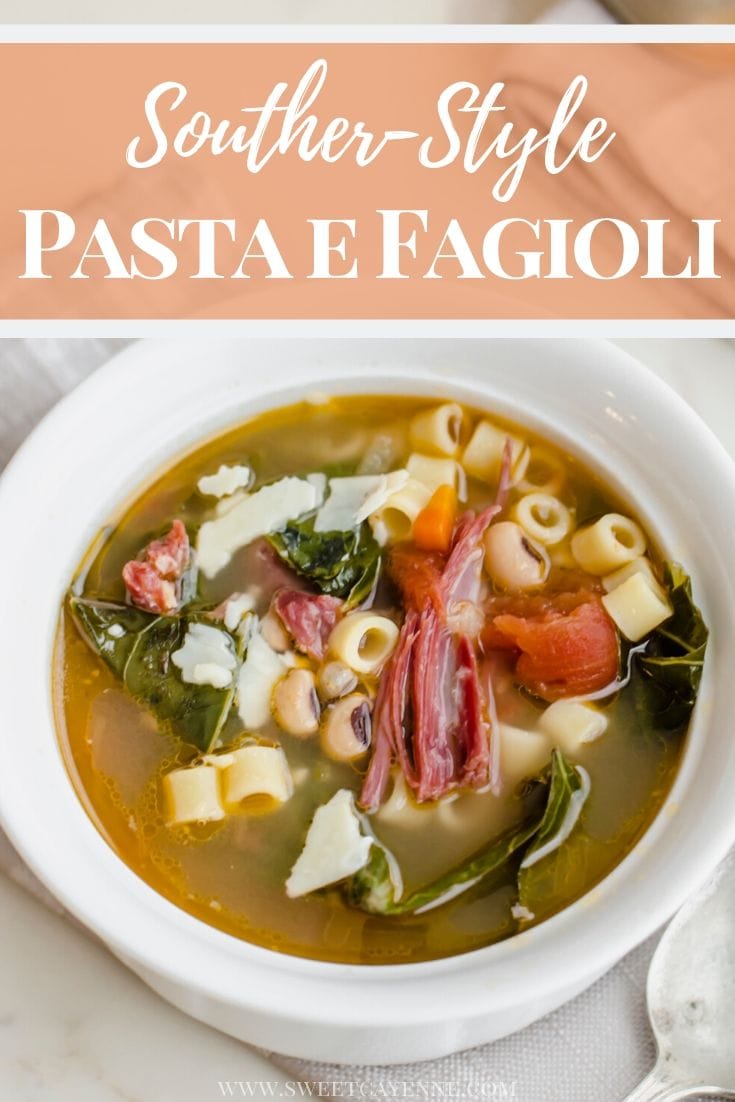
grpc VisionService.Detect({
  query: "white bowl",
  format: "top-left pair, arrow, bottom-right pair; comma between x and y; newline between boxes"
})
1,337 -> 734,1065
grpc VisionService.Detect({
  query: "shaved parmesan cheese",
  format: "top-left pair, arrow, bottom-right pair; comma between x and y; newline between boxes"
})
171,623 -> 237,689
223,592 -> 256,632
314,470 -> 409,533
192,662 -> 233,689
197,463 -> 253,498
237,628 -> 288,729
197,476 -> 319,579
357,470 -> 409,523
314,476 -> 380,533
306,472 -> 328,500
286,789 -> 372,898
214,490 -> 248,517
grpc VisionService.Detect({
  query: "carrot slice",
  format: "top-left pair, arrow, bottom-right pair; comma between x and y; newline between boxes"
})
413,484 -> 458,554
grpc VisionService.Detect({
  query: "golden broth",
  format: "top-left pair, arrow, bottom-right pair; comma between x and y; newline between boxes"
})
54,396 -> 685,964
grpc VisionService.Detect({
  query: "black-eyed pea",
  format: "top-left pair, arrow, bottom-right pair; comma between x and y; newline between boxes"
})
316,660 -> 358,701
321,693 -> 372,762
273,668 -> 320,738
483,521 -> 550,591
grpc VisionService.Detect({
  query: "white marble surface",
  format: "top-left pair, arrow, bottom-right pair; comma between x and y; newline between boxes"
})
0,877 -> 290,1102
1,337 -> 733,1101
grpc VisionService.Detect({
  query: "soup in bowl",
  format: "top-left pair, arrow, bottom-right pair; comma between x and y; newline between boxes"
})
1,337 -> 733,1063
56,393 -> 706,965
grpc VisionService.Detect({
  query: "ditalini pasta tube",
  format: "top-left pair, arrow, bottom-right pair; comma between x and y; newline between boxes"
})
512,493 -> 573,547
406,452 -> 459,494
408,403 -> 464,457
329,612 -> 399,675
601,573 -> 673,642
602,556 -> 661,595
538,701 -> 608,754
369,477 -> 431,543
499,724 -> 553,788
163,764 -> 225,824
571,513 -> 646,575
462,420 -> 529,485
220,744 -> 293,806
517,447 -> 566,496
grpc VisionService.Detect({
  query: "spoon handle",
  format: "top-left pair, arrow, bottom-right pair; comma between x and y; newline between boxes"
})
622,1069 -> 692,1102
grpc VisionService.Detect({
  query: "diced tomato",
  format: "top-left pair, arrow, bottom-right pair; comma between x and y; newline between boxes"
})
480,622 -> 522,651
483,572 -> 601,622
386,543 -> 446,614
480,586 -> 592,650
483,594 -> 619,701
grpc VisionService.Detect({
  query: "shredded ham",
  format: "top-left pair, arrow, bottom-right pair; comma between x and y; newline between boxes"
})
455,636 -> 492,789
411,608 -> 457,800
439,502 -> 500,609
272,588 -> 342,661
145,520 -> 190,578
360,442 -> 512,811
122,519 -> 190,615
360,611 -> 420,811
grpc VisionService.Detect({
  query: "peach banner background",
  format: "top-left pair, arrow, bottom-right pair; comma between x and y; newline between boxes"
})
1,42 -> 734,319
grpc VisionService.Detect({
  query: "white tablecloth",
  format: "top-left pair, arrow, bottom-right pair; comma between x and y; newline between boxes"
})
1,336 -> 731,1101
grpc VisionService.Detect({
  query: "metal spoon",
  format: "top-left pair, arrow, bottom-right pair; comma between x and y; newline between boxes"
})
624,848 -> 735,1101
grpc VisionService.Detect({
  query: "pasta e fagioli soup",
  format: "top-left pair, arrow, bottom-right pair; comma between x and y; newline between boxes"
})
54,395 -> 708,965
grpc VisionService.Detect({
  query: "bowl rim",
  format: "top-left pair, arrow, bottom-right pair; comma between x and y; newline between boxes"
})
1,335 -> 735,1030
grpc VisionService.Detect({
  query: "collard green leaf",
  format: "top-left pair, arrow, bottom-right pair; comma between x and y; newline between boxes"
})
124,617 -> 237,751
349,818 -> 541,916
268,520 -> 381,608
347,750 -> 588,919
346,843 -> 402,915
633,562 -> 708,732
69,599 -> 151,678
69,597 -> 237,752
517,749 -> 590,910
394,818 -> 542,916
